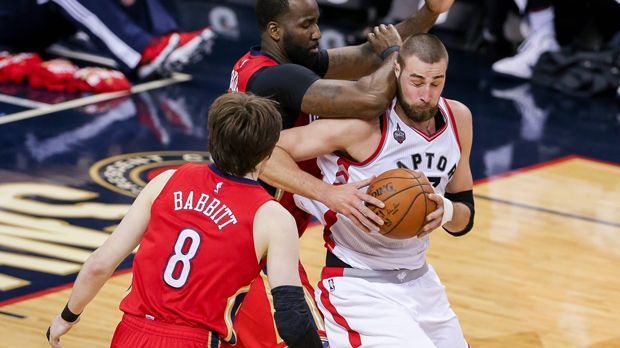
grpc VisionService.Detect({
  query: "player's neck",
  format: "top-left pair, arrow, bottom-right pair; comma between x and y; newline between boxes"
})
243,168 -> 260,181
394,104 -> 435,136
260,39 -> 290,64
243,172 -> 258,181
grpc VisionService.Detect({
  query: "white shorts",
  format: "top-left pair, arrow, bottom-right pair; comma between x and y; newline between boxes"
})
315,264 -> 467,348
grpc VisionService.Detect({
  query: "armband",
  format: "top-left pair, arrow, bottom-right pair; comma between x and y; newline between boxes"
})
381,45 -> 400,60
443,190 -> 475,236
61,303 -> 81,322
272,286 -> 322,348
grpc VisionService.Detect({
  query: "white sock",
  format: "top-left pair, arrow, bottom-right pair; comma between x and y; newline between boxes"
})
528,7 -> 554,33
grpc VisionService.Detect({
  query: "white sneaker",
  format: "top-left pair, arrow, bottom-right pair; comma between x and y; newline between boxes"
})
492,29 -> 560,79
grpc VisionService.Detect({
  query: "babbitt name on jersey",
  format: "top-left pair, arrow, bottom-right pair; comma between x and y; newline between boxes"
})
173,191 -> 238,230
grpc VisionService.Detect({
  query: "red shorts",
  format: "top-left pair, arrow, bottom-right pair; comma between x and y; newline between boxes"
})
111,314 -> 221,348
230,263 -> 325,348
230,186 -> 324,347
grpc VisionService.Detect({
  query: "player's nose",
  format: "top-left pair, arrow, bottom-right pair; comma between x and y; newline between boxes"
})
311,24 -> 321,40
419,87 -> 431,103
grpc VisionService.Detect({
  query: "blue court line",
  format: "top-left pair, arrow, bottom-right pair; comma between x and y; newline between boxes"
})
0,310 -> 26,319
475,194 -> 620,228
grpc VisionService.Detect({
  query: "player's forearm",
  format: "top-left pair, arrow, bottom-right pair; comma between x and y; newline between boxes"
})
352,52 -> 397,119
66,252 -> 117,314
394,4 -> 440,39
443,202 -> 471,232
324,44 -> 381,80
325,3 -> 445,80
261,146 -> 330,201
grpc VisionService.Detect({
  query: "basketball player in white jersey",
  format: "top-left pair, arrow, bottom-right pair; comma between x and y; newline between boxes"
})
261,33 -> 474,347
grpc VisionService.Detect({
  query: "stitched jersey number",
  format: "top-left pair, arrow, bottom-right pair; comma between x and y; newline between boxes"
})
163,228 -> 201,288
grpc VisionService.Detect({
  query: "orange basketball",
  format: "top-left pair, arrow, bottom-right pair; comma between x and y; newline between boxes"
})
367,168 -> 437,239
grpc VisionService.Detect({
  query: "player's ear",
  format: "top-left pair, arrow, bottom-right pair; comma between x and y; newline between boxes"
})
267,21 -> 281,41
394,61 -> 401,78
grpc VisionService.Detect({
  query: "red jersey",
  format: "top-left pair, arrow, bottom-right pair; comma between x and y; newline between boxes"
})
229,50 -> 277,94
226,49 -> 328,348
229,49 -> 316,130
230,49 -> 321,234
119,163 -> 272,344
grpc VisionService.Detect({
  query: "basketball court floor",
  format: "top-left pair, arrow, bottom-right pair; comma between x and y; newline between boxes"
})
1,2 -> 619,347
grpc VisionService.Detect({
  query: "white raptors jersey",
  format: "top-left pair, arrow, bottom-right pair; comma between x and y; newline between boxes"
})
295,97 -> 462,270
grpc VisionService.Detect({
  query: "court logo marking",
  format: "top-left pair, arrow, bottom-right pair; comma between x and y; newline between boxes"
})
90,151 -> 212,197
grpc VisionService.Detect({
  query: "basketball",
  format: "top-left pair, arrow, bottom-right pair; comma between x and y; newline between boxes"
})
367,168 -> 436,239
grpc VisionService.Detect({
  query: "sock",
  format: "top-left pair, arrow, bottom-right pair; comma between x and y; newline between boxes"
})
528,7 -> 554,33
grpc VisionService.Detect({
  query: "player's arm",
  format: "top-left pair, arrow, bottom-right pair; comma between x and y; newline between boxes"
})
251,55 -> 397,120
324,0 -> 454,80
260,119 -> 385,233
46,170 -> 175,348
253,202 -> 321,348
421,100 -> 474,236
302,24 -> 401,119
250,26 -> 399,120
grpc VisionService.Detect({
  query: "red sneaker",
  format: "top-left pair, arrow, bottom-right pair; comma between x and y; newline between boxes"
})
0,52 -> 43,83
164,27 -> 215,72
29,59 -> 79,91
74,67 -> 131,93
138,33 -> 180,79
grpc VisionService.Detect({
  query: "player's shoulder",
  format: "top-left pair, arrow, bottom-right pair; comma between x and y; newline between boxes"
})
320,115 -> 379,133
444,98 -> 472,127
139,169 -> 176,202
256,200 -> 294,221
312,116 -> 378,145
258,62 -> 315,77
249,63 -> 317,93
147,169 -> 176,189
254,201 -> 296,234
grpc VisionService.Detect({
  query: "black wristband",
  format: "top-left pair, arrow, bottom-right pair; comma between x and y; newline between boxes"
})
380,45 -> 400,60
61,303 -> 81,322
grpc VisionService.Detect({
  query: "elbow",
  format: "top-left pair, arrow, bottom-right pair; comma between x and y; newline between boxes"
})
356,94 -> 391,118
83,253 -> 115,279
443,209 -> 475,237
354,79 -> 394,118
370,94 -> 392,114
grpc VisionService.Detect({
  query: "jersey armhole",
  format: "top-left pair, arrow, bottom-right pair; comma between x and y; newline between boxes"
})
251,197 -> 277,266
337,113 -> 388,167
442,98 -> 462,153
149,164 -> 189,210
245,66 -> 270,93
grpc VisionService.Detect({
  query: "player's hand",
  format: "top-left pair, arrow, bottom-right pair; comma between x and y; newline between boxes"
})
367,24 -> 402,57
46,315 -> 78,348
321,177 -> 385,233
419,193 -> 444,237
424,0 -> 454,14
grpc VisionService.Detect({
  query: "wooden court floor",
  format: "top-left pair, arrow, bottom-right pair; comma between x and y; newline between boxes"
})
1,156 -> 619,347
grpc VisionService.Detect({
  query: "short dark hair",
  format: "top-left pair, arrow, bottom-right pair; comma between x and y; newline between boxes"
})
397,33 -> 449,67
208,93 -> 282,177
256,0 -> 290,31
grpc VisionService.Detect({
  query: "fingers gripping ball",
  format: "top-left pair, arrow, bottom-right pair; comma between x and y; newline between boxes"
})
367,168 -> 436,239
